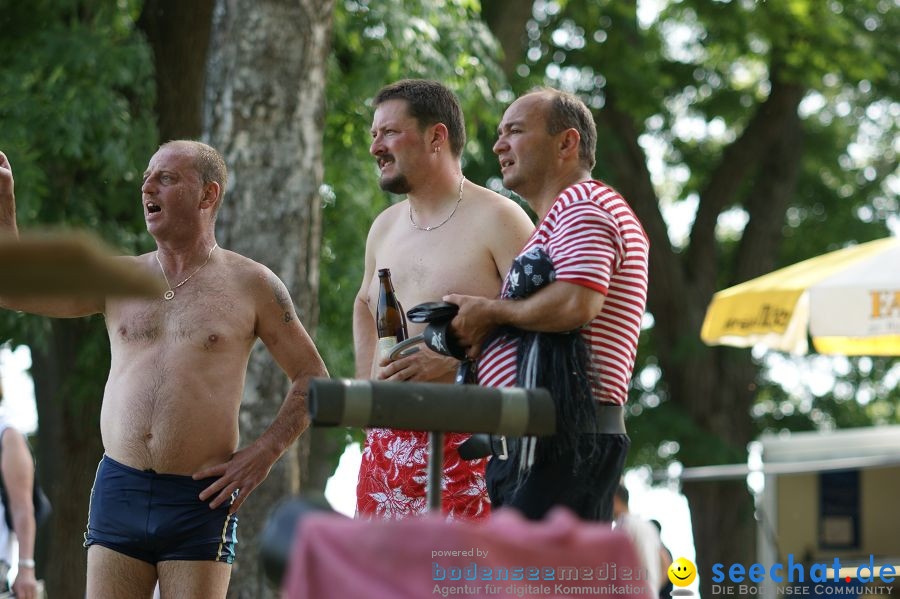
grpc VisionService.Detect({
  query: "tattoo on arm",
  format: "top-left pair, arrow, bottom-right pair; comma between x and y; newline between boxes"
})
268,275 -> 295,323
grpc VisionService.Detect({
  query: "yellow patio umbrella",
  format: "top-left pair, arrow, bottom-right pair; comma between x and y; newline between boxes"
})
701,236 -> 900,356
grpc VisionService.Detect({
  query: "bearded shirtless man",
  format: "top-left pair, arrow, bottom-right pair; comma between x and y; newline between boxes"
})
0,142 -> 328,598
353,80 -> 534,520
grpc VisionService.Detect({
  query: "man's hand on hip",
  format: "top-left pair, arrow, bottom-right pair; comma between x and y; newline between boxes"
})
194,442 -> 280,514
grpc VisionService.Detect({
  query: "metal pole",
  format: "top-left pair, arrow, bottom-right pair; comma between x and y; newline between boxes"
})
427,431 -> 444,512
309,379 -> 556,436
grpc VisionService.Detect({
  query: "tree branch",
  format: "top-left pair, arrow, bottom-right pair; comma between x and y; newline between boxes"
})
481,0 -> 534,80
733,105 -> 805,285
686,75 -> 805,299
598,93 -> 689,343
138,0 -> 216,141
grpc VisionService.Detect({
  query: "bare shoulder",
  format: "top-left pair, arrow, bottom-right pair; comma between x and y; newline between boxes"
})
0,426 -> 28,458
218,251 -> 307,336
466,184 -> 531,223
122,252 -> 154,269
368,200 -> 406,239
463,184 -> 533,273
0,425 -> 24,447
92,254 -> 156,313
218,248 -> 284,295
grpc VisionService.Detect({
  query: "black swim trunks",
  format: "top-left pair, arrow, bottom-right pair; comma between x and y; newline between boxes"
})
84,455 -> 238,564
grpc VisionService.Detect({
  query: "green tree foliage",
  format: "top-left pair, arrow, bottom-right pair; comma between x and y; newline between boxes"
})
1,1 -> 895,593
0,0 -> 157,284
317,0 -> 898,511
514,0 -> 898,465
0,0 -> 156,408
0,3 -> 157,594
753,354 -> 900,432
480,1 -> 897,593
318,0 -> 508,379
0,0 -> 156,416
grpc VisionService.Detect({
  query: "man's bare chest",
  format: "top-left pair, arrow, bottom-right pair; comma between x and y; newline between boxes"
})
106,290 -> 254,350
368,232 -> 500,311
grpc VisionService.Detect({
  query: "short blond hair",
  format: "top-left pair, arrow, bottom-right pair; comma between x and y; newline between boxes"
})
160,140 -> 228,200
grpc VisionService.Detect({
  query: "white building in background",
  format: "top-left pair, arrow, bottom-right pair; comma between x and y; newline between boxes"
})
671,425 -> 900,598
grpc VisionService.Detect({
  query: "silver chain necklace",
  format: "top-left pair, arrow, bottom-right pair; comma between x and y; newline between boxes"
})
155,243 -> 218,301
408,176 -> 465,232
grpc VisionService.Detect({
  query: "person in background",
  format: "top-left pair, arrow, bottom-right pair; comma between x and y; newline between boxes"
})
0,376 -> 38,599
613,485 -> 662,599
650,519 -> 674,599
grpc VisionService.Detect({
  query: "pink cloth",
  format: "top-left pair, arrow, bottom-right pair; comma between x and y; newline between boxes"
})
283,507 -> 649,599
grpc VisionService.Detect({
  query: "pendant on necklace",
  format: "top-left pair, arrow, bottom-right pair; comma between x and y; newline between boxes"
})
163,290 -> 175,301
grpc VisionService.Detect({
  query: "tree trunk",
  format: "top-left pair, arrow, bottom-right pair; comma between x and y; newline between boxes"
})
204,1 -> 334,596
683,480 -> 757,592
138,0 -> 216,142
30,319 -> 107,599
481,0 -> 534,80
479,3 -> 811,592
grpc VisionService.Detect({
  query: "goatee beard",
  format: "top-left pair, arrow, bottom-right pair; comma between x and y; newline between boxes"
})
379,173 -> 412,195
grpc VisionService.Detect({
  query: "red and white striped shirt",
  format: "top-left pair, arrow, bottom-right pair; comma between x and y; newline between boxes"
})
477,180 -> 649,406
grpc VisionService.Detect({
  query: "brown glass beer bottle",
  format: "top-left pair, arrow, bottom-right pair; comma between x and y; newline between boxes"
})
376,268 -> 408,360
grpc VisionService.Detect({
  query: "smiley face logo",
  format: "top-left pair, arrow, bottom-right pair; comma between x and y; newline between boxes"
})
668,557 -> 697,587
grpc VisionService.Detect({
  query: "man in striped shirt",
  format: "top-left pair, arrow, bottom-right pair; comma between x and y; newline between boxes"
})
445,88 -> 649,521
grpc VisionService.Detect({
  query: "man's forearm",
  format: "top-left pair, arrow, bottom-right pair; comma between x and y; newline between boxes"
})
257,380 -> 312,460
353,295 -> 377,379
0,295 -> 102,318
0,204 -> 17,238
0,155 -> 18,237
490,281 -> 605,333
11,509 -> 35,562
